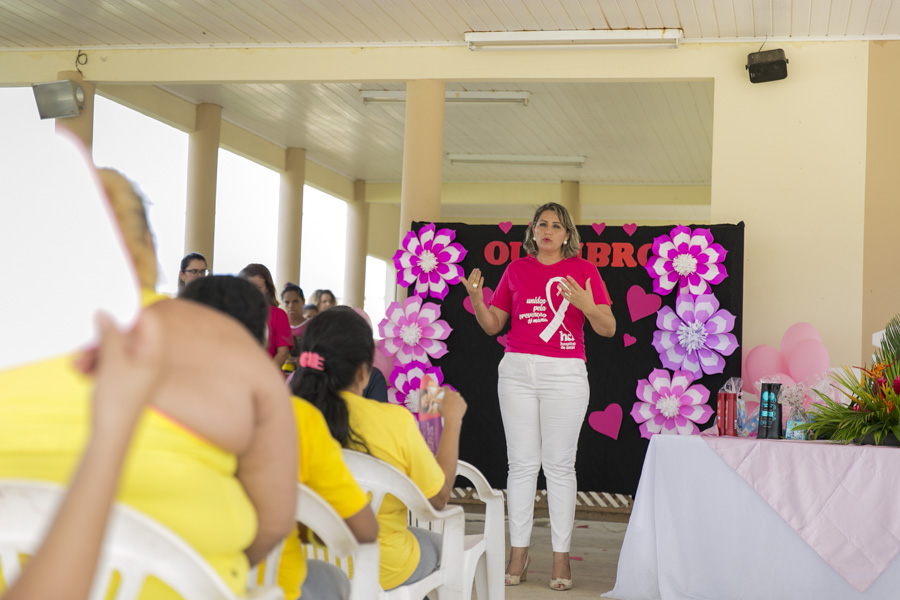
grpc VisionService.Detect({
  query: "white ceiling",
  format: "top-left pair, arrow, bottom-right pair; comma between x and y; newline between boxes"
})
2,1 -> 898,186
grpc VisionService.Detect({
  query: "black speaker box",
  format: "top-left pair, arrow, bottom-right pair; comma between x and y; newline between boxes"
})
746,49 -> 788,83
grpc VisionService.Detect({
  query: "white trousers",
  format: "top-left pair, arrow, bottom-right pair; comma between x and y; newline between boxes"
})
497,352 -> 589,552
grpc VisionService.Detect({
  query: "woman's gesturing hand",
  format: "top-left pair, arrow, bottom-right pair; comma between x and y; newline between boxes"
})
465,268 -> 485,305
559,276 -> 594,313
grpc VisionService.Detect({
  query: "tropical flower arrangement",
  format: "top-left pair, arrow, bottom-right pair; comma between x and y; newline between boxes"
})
800,315 -> 900,445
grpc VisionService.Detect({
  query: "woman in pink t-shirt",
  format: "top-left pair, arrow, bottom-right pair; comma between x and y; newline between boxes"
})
464,202 -> 616,591
239,263 -> 293,368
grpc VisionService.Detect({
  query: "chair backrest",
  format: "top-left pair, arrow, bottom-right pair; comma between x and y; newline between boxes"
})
340,449 -> 466,600
251,482 -> 381,600
0,479 -> 282,600
455,461 -> 505,600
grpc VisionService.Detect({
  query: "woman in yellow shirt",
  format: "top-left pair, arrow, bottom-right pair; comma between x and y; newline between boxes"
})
290,307 -> 467,591
182,276 -> 379,600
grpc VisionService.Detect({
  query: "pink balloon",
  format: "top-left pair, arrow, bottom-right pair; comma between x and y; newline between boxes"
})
780,322 -> 821,357
372,349 -> 394,381
745,344 -> 788,394
787,338 -> 830,383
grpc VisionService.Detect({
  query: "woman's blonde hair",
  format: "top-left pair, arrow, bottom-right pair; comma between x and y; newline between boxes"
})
522,202 -> 581,259
98,168 -> 158,290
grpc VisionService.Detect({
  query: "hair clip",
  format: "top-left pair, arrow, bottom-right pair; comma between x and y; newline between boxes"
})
298,351 -> 325,371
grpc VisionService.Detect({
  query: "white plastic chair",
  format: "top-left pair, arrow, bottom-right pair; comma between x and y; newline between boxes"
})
455,461 -> 505,600
0,478 -> 282,600
341,449 -> 466,600
250,482 -> 381,600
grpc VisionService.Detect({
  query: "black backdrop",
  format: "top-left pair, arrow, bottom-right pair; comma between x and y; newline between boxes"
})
408,221 -> 744,495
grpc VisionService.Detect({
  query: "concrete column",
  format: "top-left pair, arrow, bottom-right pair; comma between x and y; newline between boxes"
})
343,180 -> 369,308
276,147 -> 306,290
55,71 -> 94,150
398,80 -> 445,298
398,80 -> 445,234
184,103 -> 222,269
560,180 -> 582,224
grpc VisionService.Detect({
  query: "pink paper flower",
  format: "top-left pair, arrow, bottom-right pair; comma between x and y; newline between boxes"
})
394,223 -> 467,300
645,226 -> 727,296
652,292 -> 738,378
388,361 -> 444,413
377,296 -> 451,366
631,369 -> 712,438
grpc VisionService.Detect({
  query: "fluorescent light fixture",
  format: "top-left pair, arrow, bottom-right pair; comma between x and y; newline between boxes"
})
360,90 -> 531,105
448,154 -> 585,168
465,29 -> 682,50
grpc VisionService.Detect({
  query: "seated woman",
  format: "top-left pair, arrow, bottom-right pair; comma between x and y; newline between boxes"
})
309,289 -> 336,313
176,252 -> 208,296
239,263 -> 293,368
0,170 -> 297,599
291,307 -> 467,591
182,276 -> 379,600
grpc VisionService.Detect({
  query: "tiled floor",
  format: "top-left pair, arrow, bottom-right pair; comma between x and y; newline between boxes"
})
466,514 -> 627,599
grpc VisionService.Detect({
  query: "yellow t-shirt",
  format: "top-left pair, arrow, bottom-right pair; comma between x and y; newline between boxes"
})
341,391 -> 446,590
274,397 -> 369,599
0,355 -> 257,599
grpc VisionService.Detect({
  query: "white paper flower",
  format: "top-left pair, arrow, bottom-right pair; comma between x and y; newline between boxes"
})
631,368 -> 713,438
394,223 -> 467,300
377,296 -> 452,366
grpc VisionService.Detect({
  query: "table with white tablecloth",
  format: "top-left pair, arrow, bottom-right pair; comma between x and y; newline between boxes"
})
604,435 -> 900,600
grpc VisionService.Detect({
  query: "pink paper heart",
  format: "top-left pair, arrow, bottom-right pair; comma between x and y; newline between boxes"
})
623,223 -> 637,236
496,334 -> 508,348
588,404 -> 623,440
626,285 -> 661,322
623,333 -> 636,347
591,222 -> 606,236
462,286 -> 494,314
498,221 -> 513,234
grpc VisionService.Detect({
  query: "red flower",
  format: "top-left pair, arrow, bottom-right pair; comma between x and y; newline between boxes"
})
893,375 -> 900,396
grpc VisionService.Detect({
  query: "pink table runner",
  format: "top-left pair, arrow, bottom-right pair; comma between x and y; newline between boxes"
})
703,437 -> 900,592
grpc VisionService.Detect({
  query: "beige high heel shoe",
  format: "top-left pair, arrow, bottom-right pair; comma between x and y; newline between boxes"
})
504,554 -> 531,586
549,558 -> 572,591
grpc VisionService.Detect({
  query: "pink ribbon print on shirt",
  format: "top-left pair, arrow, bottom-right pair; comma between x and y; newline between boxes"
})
538,276 -> 574,348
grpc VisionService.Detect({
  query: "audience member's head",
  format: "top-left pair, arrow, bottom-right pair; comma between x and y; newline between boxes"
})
309,289 -> 336,312
291,306 -> 373,449
281,283 -> 305,325
239,263 -> 278,307
302,303 -> 319,321
98,168 -> 157,290
178,252 -> 208,295
180,275 -> 268,346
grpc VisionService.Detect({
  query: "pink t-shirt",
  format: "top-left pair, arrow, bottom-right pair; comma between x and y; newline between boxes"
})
267,305 -> 294,358
492,256 -> 612,361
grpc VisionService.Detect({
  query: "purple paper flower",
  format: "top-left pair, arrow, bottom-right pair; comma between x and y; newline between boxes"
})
388,361 -> 444,413
394,223 -> 467,300
631,369 -> 712,438
652,292 -> 738,377
377,296 -> 451,366
645,226 -> 727,296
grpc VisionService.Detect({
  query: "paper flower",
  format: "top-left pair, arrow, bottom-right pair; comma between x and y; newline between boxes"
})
631,369 -> 712,438
377,295 -> 451,366
388,361 -> 444,413
394,223 -> 467,300
652,292 -> 738,377
645,226 -> 727,296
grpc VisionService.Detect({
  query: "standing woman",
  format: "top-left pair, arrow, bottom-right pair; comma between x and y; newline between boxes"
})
239,263 -> 293,368
177,252 -> 208,295
464,202 -> 615,591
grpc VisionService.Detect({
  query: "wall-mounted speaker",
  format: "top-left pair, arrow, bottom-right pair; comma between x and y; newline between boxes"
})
746,49 -> 789,84
32,80 -> 85,119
